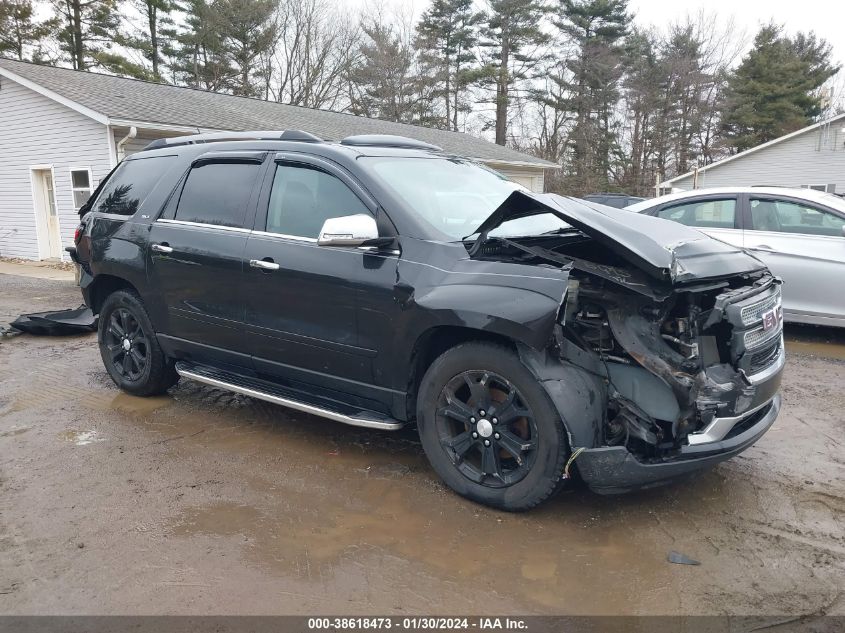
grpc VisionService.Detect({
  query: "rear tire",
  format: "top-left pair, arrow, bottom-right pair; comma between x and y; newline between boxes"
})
416,342 -> 569,511
98,289 -> 178,396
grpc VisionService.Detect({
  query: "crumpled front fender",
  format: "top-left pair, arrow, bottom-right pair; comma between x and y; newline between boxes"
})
517,344 -> 606,449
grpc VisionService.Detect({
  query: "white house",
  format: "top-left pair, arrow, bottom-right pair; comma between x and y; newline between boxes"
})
659,113 -> 845,194
0,58 -> 554,261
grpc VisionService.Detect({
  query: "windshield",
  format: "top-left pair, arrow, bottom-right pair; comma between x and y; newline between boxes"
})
813,191 -> 845,213
363,157 -> 569,239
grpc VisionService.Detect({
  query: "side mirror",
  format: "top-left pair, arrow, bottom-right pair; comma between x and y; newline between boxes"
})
318,214 -> 390,247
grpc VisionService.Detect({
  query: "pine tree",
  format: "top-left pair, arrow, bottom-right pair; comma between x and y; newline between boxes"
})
415,0 -> 481,131
211,0 -> 277,97
52,0 -> 137,72
660,26 -> 707,175
124,0 -> 178,81
0,0 -> 56,61
618,27 -> 661,194
721,24 -> 839,151
347,18 -> 437,125
171,0 -> 235,91
479,0 -> 549,145
553,0 -> 630,194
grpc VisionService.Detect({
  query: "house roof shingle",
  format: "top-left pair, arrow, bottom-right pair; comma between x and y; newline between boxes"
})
0,58 -> 554,167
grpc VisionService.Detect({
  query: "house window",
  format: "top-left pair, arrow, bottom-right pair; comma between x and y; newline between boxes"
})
802,184 -> 836,193
70,168 -> 94,209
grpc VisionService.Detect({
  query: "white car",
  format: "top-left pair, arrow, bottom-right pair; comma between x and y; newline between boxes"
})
627,187 -> 845,327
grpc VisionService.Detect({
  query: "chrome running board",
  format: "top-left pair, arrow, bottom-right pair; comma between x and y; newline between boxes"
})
175,362 -> 404,431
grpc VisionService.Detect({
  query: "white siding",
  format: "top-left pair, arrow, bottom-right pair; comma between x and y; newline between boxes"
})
668,124 -> 845,192
495,166 -> 546,193
0,78 -> 112,260
112,127 -> 192,157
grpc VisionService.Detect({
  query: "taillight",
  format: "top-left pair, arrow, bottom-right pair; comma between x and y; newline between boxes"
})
74,224 -> 84,244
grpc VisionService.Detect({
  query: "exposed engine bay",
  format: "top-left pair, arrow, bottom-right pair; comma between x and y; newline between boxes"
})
470,231 -> 784,463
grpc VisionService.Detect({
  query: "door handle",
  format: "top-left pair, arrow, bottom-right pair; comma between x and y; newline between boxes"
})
151,243 -> 173,254
249,258 -> 280,271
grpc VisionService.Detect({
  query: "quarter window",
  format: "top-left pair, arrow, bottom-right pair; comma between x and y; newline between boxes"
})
175,162 -> 262,228
91,155 -> 177,216
70,168 -> 94,210
749,198 -> 845,237
657,198 -> 736,229
266,164 -> 369,239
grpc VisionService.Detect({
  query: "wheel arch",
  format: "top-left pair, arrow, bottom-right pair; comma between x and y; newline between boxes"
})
515,343 -> 606,449
405,325 -> 519,422
86,274 -> 139,315
404,323 -> 606,449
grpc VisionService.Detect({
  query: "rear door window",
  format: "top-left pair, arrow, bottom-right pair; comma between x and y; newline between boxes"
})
749,198 -> 845,236
657,198 -> 737,229
175,162 -> 262,228
90,155 -> 177,216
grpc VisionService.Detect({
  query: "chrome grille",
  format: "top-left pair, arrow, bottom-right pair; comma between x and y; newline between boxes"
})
740,288 -> 781,326
749,339 -> 781,373
744,323 -> 782,350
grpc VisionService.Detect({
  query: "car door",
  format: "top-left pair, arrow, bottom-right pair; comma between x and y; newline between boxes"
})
743,195 -> 845,323
147,152 -> 266,366
242,154 -> 400,414
652,194 -> 743,247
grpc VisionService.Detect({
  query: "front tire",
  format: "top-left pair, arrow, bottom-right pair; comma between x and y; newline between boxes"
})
98,289 -> 178,396
416,342 -> 569,511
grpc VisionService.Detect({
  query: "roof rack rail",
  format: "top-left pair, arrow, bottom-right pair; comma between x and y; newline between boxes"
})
144,130 -> 323,151
340,134 -> 442,151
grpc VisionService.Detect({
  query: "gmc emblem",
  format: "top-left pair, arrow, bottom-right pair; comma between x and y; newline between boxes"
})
762,308 -> 778,331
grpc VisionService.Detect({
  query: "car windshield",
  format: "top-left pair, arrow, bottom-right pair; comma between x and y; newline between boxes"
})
363,156 -> 569,239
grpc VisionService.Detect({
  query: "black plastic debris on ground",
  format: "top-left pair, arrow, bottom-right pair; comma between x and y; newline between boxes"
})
10,306 -> 97,336
668,551 -> 701,566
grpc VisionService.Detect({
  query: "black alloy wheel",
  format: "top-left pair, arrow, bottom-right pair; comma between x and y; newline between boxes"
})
103,308 -> 150,381
417,342 -> 570,511
98,289 -> 178,396
436,370 -> 538,487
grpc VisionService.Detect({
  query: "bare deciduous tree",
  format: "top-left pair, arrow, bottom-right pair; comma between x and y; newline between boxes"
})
266,0 -> 360,110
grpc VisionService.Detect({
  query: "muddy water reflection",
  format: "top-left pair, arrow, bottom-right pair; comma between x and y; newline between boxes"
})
157,401 -> 705,612
79,368 -> 752,613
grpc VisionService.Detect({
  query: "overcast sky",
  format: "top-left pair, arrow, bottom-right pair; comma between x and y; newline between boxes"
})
347,0 -> 845,69
631,0 -> 845,65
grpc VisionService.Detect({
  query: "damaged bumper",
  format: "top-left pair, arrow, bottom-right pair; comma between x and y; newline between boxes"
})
524,261 -> 786,495
468,190 -> 786,497
687,343 -> 784,445
576,393 -> 780,494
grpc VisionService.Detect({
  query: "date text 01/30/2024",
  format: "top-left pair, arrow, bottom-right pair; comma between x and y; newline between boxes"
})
306,617 -> 528,630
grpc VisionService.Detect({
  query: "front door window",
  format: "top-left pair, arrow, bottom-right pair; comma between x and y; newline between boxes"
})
749,198 -> 845,237
657,198 -> 737,229
265,163 -> 370,239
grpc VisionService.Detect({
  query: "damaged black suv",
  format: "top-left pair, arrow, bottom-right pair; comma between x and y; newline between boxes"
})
71,131 -> 784,511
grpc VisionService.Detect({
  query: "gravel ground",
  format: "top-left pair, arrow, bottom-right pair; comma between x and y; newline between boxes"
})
0,273 -> 843,617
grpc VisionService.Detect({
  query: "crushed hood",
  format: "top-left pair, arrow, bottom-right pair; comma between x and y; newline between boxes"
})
472,191 -> 766,283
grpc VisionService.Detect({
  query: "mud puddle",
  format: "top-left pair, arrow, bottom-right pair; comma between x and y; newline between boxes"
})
58,429 -> 105,445
1,275 -> 844,615
784,324 -> 845,361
